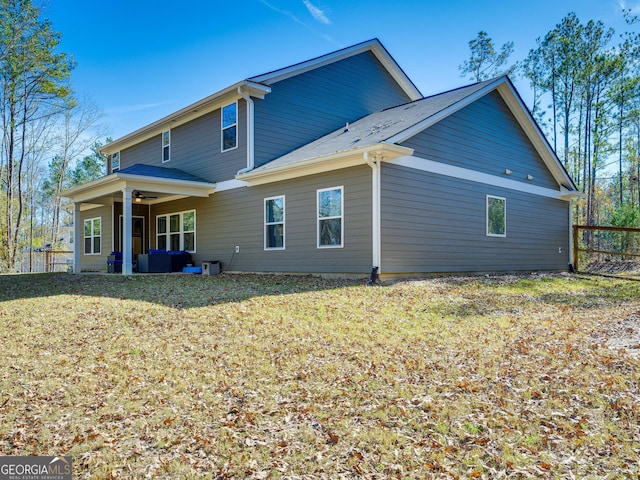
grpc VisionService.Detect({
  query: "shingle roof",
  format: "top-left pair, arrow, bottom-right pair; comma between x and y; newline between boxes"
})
118,164 -> 210,183
251,78 -> 497,173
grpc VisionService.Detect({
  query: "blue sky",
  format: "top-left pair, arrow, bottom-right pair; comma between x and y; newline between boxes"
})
44,0 -> 639,141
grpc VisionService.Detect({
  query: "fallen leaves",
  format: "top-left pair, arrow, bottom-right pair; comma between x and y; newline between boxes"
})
0,272 -> 638,478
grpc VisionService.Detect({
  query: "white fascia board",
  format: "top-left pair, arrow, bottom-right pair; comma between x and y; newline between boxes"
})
116,173 -> 215,193
238,143 -> 413,186
60,172 -> 215,203
62,202 -> 106,212
560,188 -> 586,200
67,179 -> 127,203
60,174 -> 125,200
213,179 -> 249,192
390,155 -> 573,200
495,81 -> 577,191
101,80 -> 271,155
250,39 -> 422,101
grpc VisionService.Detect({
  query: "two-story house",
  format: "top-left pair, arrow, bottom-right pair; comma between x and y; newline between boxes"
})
61,39 -> 581,276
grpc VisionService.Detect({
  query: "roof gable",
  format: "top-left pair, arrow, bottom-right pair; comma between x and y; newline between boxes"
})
101,39 -> 420,155
244,79 -> 495,174
242,76 -> 577,193
249,38 -> 422,101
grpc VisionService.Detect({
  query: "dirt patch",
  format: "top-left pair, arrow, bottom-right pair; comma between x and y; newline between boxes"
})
586,259 -> 640,273
593,312 -> 640,358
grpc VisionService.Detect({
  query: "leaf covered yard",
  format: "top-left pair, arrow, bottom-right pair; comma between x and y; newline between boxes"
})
0,273 -> 638,479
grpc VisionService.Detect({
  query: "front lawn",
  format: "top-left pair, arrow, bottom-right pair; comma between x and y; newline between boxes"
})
0,273 -> 638,478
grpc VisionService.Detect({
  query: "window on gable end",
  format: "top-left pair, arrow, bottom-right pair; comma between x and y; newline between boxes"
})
221,102 -> 237,151
487,195 -> 506,237
162,130 -> 170,162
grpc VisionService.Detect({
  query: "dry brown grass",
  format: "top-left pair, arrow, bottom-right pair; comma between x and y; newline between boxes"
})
0,272 -> 638,479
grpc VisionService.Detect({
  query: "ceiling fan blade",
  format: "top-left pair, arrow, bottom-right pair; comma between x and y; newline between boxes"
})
134,192 -> 158,199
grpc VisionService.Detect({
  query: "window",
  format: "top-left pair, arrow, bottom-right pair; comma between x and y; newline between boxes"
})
111,152 -> 120,173
84,217 -> 101,255
265,196 -> 285,250
157,216 -> 167,250
221,102 -> 237,151
156,210 -> 196,252
162,130 -> 170,162
487,195 -> 506,237
317,186 -> 343,248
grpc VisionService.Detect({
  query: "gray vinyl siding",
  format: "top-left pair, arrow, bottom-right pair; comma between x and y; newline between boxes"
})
401,91 -> 559,190
253,51 -> 412,167
79,205 -> 113,272
381,163 -> 570,274
149,166 -> 372,274
120,135 -> 158,169
119,101 -> 248,182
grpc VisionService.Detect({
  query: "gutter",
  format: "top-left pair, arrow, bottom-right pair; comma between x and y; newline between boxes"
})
238,143 -> 413,185
237,85 -> 255,175
364,151 -> 382,275
100,80 -> 270,156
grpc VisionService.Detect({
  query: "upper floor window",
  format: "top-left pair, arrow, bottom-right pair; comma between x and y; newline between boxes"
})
111,152 -> 120,173
222,102 -> 237,151
487,195 -> 506,237
84,217 -> 101,255
265,196 -> 285,250
162,130 -> 170,162
317,186 -> 343,248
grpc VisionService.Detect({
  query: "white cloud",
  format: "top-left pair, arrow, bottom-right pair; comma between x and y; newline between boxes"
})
259,0 -> 341,47
108,101 -> 171,115
619,0 -> 640,14
303,0 -> 331,25
259,0 -> 308,28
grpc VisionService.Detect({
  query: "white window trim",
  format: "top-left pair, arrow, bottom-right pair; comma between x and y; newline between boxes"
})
84,217 -> 101,255
111,152 -> 120,173
162,130 -> 171,163
156,209 -> 196,253
486,195 -> 507,237
264,195 -> 285,251
317,186 -> 344,249
221,101 -> 238,152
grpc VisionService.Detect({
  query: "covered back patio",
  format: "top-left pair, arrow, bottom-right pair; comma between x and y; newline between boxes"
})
61,164 -> 215,275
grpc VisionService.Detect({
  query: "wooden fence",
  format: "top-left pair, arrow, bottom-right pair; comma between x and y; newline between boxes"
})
573,225 -> 640,273
44,250 -> 74,273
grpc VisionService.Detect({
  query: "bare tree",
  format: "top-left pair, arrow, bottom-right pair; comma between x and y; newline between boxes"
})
0,0 -> 74,271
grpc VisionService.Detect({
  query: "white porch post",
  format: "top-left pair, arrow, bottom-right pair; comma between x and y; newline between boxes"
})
73,202 -> 82,273
122,187 -> 134,275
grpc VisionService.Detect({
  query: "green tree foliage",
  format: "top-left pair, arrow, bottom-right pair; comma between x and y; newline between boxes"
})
518,12 -> 640,235
459,31 -> 515,82
611,201 -> 640,228
69,140 -> 108,187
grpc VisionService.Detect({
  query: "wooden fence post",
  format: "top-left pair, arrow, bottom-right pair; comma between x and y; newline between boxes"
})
573,225 -> 579,272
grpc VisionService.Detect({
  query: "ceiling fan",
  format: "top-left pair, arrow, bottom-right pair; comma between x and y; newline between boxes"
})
134,191 -> 158,203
